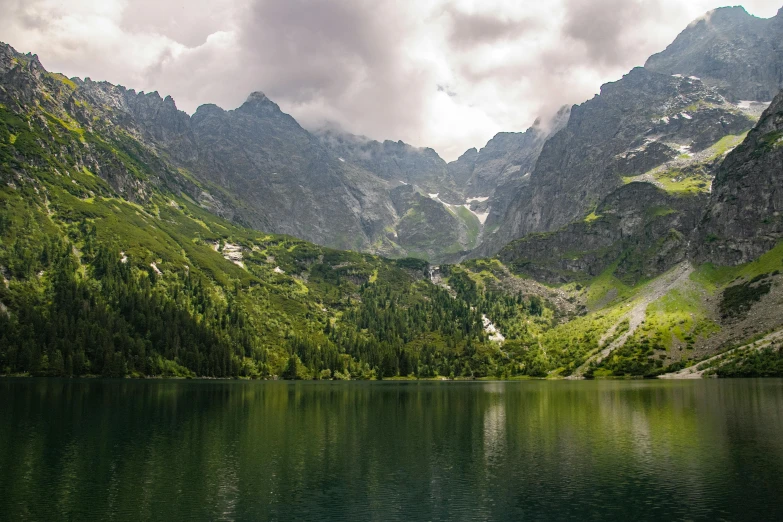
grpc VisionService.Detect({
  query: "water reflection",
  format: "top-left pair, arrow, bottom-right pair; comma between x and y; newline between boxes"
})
0,379 -> 782,521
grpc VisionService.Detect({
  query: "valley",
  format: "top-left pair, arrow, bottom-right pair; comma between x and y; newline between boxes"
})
2,6 -> 783,380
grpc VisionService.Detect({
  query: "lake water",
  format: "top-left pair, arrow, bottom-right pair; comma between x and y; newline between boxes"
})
1,378 -> 782,521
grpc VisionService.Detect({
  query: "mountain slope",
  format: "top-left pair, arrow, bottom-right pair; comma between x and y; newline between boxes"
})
645,6 -> 783,101
0,57 -> 552,378
314,128 -> 457,197
0,42 -> 488,263
495,68 -> 754,247
694,89 -> 783,264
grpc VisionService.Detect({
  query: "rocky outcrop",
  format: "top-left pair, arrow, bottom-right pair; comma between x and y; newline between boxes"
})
493,68 -> 753,251
458,106 -> 570,199
445,147 -> 477,188
694,89 -> 783,265
645,6 -> 783,102
178,92 -> 398,250
498,182 -> 707,284
314,128 -> 458,200
447,106 -> 570,255
390,185 -> 475,260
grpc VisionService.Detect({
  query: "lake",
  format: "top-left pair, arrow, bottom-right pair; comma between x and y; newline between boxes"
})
1,378 -> 782,521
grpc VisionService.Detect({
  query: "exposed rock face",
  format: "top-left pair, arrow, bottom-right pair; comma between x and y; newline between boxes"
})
177,93 -> 398,251
0,50 -> 180,202
494,68 -> 753,250
645,6 -> 783,102
498,182 -> 707,284
314,128 -> 456,198
390,185 -> 476,260
446,147 -> 477,188
455,129 -> 541,198
694,89 -> 783,265
449,106 -> 570,255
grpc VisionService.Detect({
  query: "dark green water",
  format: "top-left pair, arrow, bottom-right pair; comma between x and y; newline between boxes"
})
1,379 -> 782,521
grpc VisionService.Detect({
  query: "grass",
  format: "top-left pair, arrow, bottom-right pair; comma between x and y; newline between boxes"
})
641,287 -> 718,350
707,132 -> 748,160
454,205 -> 480,248
691,241 -> 783,292
584,211 -> 601,223
653,169 -> 710,194
45,72 -> 77,90
585,261 -> 632,310
620,133 -> 748,195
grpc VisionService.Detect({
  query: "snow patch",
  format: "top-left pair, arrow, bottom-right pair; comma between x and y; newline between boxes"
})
465,196 -> 489,204
659,116 -> 670,124
150,262 -> 162,276
429,193 -> 450,206
671,74 -> 683,78
463,205 -> 489,224
338,157 -> 345,162
273,266 -> 285,274
120,252 -> 128,264
399,180 -> 407,185
688,76 -> 700,81
680,112 -> 692,120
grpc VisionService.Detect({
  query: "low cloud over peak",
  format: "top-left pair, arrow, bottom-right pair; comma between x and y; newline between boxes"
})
0,0 -> 779,160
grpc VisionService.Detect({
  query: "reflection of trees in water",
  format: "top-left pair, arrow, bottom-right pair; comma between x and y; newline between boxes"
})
1,380 -> 782,520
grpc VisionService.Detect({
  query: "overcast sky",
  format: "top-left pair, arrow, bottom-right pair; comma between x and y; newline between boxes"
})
1,0 -> 780,160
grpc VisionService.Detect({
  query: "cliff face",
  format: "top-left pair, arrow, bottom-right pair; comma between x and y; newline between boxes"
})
645,6 -> 783,102
694,90 -> 783,265
497,182 -> 706,284
492,68 -> 753,251
314,129 -> 455,197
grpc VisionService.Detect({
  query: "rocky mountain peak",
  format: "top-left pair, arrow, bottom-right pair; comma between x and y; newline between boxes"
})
645,6 -> 783,101
240,91 -> 279,112
693,88 -> 783,265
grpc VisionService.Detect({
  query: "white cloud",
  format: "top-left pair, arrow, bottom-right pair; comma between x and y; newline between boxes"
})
0,0 -> 779,160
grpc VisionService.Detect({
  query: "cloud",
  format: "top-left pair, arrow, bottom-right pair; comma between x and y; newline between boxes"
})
0,0 -> 780,161
444,6 -> 533,48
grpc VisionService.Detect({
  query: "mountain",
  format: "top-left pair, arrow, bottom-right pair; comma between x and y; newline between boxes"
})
446,107 -> 570,254
3,4 -> 783,380
485,7 -> 783,257
488,68 -> 755,254
694,89 -> 783,265
88,84 -> 402,254
0,42 -> 491,263
645,6 -> 783,101
0,46 -> 554,379
314,127 -> 458,198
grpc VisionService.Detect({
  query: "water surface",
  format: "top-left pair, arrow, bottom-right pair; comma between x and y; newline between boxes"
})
1,378 -> 782,520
